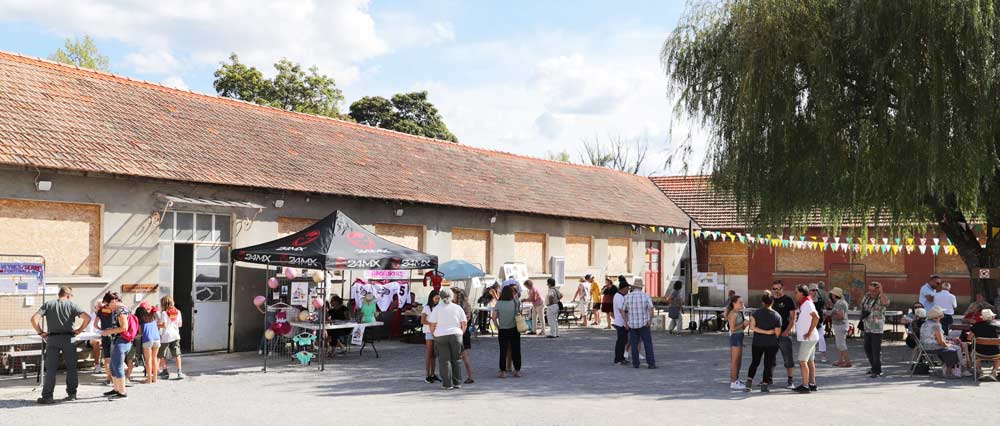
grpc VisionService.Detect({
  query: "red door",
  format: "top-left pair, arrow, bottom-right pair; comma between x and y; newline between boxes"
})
645,241 -> 661,296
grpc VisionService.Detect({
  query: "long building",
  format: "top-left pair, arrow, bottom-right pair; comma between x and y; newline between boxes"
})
0,51 -> 694,352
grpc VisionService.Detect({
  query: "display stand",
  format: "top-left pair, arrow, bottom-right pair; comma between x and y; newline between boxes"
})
0,254 -> 46,384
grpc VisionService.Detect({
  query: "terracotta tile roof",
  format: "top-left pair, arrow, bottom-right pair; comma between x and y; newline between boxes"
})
0,51 -> 691,227
650,175 -> 743,229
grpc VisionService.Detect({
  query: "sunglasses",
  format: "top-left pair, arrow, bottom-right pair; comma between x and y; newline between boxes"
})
771,287 -> 782,291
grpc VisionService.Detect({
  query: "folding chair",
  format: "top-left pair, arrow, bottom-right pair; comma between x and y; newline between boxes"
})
971,336 -> 1000,382
910,338 -> 942,377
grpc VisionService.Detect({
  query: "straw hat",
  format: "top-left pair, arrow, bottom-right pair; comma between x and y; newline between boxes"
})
808,283 -> 819,290
927,306 -> 945,320
830,287 -> 844,298
982,309 -> 996,321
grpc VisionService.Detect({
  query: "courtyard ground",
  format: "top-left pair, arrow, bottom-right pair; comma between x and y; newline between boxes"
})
0,326 -> 993,425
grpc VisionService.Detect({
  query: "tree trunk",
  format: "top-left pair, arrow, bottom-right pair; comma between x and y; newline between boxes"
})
929,193 -> 1000,300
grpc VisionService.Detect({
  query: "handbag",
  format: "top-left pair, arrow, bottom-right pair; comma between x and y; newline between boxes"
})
515,314 -> 529,333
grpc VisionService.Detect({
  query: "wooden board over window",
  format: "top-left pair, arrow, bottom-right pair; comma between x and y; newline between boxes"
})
854,252 -> 905,274
451,228 -> 491,272
375,223 -> 424,251
514,232 -> 547,274
565,235 -> 593,275
277,216 -> 320,236
607,237 -> 631,275
775,247 -> 824,273
708,241 -> 749,275
936,253 -> 968,276
0,198 -> 101,276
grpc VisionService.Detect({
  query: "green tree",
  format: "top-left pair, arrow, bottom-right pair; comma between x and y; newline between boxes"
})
349,91 -> 458,142
213,53 -> 344,118
545,150 -> 571,162
48,35 -> 109,71
662,0 -> 1000,296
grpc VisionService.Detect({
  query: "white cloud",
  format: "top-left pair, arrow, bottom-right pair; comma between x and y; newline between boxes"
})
376,11 -> 456,49
160,75 -> 189,91
533,112 -> 563,140
531,54 -> 633,115
124,50 -> 180,74
0,0 -> 387,84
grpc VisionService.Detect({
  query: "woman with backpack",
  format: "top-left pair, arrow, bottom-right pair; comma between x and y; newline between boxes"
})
100,296 -> 134,399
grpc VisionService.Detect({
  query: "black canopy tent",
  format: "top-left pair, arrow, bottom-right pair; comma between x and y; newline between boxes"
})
231,210 -> 438,371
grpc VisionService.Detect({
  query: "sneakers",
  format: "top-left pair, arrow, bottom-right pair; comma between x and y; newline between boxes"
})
102,389 -> 118,396
808,384 -> 818,392
442,386 -> 454,390
760,384 -> 769,393
424,376 -> 434,383
453,384 -> 462,389
36,397 -> 56,405
785,378 -> 796,389
744,380 -> 753,392
159,370 -> 170,379
175,372 -> 186,380
94,365 -> 103,374
63,394 -> 77,402
108,391 -> 128,400
793,385 -> 811,394
730,381 -> 747,391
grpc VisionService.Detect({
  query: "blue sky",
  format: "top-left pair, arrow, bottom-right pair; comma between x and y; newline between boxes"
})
0,0 -> 706,174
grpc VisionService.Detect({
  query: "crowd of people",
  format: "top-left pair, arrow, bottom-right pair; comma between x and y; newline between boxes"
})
29,286 -> 185,404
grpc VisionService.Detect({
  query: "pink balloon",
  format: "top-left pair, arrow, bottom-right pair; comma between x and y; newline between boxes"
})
253,295 -> 266,307
283,267 -> 296,280
311,297 -> 323,309
267,277 -> 279,289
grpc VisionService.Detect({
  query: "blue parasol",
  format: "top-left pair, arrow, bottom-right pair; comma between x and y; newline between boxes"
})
438,259 -> 486,281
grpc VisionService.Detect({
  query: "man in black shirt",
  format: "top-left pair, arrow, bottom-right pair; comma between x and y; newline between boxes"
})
770,280 -> 798,389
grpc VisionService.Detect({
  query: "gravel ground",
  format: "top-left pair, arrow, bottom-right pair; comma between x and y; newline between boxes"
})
1,326 -> 994,426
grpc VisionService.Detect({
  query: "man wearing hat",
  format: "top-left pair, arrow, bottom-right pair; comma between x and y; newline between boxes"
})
829,287 -> 852,367
621,279 -> 656,369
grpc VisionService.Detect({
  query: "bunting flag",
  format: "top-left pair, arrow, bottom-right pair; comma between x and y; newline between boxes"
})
907,238 -> 914,245
672,226 -> 967,256
891,245 -> 900,255
933,238 -> 940,245
918,245 -> 927,254
931,245 -> 941,255
882,237 -> 889,245
894,237 -> 902,245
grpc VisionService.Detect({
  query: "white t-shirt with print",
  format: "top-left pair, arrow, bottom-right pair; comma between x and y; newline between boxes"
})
427,302 -> 466,337
158,309 -> 182,343
796,300 -> 819,341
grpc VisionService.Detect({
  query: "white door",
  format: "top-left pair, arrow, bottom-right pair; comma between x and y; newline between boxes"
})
192,244 -> 230,352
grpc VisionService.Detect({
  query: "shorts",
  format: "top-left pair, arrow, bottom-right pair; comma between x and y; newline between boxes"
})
462,329 -> 472,351
833,324 -> 849,351
158,340 -> 181,358
110,342 -> 132,378
142,339 -> 161,350
592,303 -> 601,311
101,335 -> 112,356
729,332 -> 744,347
425,332 -> 434,341
797,340 -> 818,362
601,302 -> 614,314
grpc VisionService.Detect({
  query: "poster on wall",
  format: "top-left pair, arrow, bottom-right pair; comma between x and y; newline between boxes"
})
696,272 -> 718,288
0,262 -> 44,294
290,281 -> 309,306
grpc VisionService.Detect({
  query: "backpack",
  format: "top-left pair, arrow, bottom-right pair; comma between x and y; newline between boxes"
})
119,313 -> 140,343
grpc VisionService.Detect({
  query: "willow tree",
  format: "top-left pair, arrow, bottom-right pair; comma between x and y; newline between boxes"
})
662,0 -> 1000,296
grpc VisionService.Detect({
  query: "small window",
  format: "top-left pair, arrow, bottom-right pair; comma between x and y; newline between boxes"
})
159,212 -> 174,241
195,214 -> 213,241
214,214 -> 231,242
175,213 -> 194,241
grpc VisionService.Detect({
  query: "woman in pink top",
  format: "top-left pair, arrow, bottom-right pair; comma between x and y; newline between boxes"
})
522,280 -> 545,336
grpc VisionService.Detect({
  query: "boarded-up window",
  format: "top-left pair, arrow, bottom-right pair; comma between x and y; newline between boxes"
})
376,223 -> 424,251
607,238 -> 631,274
708,241 -> 749,275
855,252 -> 905,274
936,253 -> 968,276
451,228 -> 491,272
775,247 -> 824,273
565,235 -> 593,275
514,232 -> 547,273
278,216 -> 319,236
0,198 -> 101,276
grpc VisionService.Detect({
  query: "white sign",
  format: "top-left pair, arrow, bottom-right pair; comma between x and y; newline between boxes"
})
290,281 -> 309,306
696,272 -> 718,288
351,324 -> 366,346
363,270 -> 410,280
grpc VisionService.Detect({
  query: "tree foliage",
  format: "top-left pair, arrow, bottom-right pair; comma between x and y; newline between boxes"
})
49,35 -> 109,71
662,0 -> 1000,295
214,53 -> 344,118
349,92 -> 458,142
545,150 -> 572,162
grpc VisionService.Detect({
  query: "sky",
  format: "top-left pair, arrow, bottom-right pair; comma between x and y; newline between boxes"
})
0,0 -> 709,175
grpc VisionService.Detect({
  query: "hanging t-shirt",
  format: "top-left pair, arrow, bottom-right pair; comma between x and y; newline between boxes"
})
351,281 -> 375,309
395,282 -> 410,307
374,282 -> 400,311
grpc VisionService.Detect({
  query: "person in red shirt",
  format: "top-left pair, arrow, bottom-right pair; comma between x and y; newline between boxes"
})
522,280 -> 545,336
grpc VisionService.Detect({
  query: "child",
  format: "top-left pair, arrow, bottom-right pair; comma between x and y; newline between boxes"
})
137,305 -> 161,383
157,296 -> 184,379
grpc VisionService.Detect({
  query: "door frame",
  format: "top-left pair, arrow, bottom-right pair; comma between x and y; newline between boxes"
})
644,240 -> 662,296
